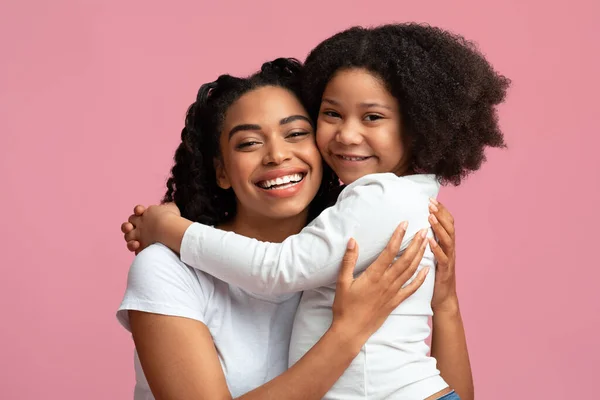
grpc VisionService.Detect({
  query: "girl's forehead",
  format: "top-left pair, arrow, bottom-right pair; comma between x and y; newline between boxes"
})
322,69 -> 397,107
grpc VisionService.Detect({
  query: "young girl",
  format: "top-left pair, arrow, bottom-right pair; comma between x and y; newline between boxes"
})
126,23 -> 503,399
117,58 -> 457,400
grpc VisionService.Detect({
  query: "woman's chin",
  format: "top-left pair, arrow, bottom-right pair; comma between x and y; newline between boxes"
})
263,203 -> 311,221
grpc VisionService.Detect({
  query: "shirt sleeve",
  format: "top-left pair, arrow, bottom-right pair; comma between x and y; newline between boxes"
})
180,174 -> 434,296
116,243 -> 213,332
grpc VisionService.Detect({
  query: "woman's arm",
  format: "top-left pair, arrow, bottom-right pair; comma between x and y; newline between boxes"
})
125,174 -> 436,296
130,226 -> 430,400
427,199 -> 474,400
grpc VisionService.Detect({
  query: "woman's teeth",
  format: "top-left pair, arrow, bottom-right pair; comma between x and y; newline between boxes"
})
258,173 -> 305,189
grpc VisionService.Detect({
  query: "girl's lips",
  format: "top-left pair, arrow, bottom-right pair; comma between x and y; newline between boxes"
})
333,154 -> 374,166
335,154 -> 372,160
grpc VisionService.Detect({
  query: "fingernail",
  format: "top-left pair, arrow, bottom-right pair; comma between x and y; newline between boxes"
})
429,197 -> 439,205
429,202 -> 439,213
400,221 -> 408,231
423,266 -> 430,276
429,214 -> 438,224
428,237 -> 437,248
347,238 -> 356,250
420,228 -> 428,239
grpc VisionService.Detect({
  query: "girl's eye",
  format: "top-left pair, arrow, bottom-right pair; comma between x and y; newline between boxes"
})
364,114 -> 383,122
236,141 -> 260,150
322,110 -> 341,118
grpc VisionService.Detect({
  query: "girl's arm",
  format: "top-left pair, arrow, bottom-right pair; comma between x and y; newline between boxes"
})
427,200 -> 474,400
130,226 -> 430,400
126,174 -> 437,296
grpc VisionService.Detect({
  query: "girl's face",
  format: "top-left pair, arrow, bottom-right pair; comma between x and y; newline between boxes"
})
216,85 -> 323,222
316,68 -> 410,184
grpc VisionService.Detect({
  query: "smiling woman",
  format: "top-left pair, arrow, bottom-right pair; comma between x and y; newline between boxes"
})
214,85 -> 324,229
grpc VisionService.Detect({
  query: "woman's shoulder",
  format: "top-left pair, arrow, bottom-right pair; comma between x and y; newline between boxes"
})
117,244 -> 218,331
128,244 -> 216,299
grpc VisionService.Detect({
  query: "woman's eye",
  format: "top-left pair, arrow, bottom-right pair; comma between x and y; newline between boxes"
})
236,141 -> 260,150
364,114 -> 383,122
322,110 -> 341,118
287,131 -> 309,139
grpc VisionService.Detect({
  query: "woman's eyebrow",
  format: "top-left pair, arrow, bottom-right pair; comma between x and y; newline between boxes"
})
228,124 -> 261,140
279,115 -> 312,125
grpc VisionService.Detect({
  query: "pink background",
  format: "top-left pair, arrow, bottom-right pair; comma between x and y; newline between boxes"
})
1,0 -> 598,398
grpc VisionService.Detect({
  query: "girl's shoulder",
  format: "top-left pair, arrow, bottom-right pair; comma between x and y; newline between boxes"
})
340,173 -> 439,200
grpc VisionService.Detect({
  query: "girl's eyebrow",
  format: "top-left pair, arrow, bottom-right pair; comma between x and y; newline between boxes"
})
322,98 -> 340,106
359,102 -> 392,110
323,98 -> 392,110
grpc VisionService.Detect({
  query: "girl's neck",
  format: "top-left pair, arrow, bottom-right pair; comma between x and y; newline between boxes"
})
217,208 -> 309,243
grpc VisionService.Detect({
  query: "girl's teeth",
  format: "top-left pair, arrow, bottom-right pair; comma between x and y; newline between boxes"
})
341,156 -> 367,161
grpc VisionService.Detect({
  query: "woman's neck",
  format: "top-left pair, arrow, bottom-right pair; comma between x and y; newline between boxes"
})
217,208 -> 309,243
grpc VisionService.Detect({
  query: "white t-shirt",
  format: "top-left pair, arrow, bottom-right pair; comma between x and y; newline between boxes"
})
178,173 -> 449,399
116,244 -> 301,399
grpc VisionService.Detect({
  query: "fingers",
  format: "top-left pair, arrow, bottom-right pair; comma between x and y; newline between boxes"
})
386,231 -> 427,288
429,213 -> 452,252
121,222 -> 134,234
127,240 -> 140,253
393,227 -> 428,268
368,222 -> 408,277
428,237 -> 449,269
429,211 -> 452,250
429,198 -> 455,239
124,217 -> 140,242
128,213 -> 140,225
400,236 -> 428,281
124,229 -> 137,242
392,267 -> 429,304
337,238 -> 359,290
122,207 -> 144,254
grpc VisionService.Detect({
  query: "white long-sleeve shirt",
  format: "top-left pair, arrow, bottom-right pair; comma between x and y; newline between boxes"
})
179,173 -> 448,399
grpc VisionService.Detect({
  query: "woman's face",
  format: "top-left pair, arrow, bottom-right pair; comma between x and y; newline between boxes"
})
216,85 -> 323,221
316,68 -> 410,184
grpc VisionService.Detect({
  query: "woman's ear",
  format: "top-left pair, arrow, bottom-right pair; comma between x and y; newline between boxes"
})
214,158 -> 231,190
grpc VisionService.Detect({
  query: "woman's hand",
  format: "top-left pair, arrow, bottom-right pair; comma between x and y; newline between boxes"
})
427,199 -> 474,400
120,203 -> 181,254
331,222 -> 430,347
428,198 -> 458,313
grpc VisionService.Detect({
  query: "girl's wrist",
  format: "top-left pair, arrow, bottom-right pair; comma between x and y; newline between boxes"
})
155,212 -> 179,246
155,212 -> 193,254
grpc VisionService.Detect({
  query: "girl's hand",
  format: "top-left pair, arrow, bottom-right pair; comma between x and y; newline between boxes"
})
331,223 -> 430,346
120,203 -> 181,254
427,198 -> 459,313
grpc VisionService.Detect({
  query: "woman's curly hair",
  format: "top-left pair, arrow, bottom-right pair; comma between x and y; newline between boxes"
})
163,58 -> 338,225
301,23 -> 510,185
